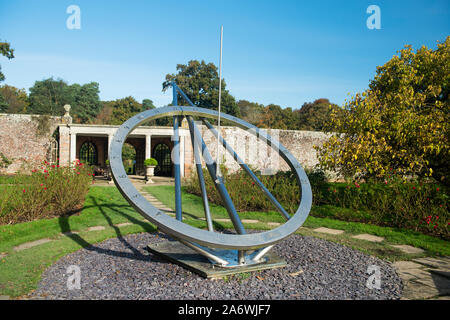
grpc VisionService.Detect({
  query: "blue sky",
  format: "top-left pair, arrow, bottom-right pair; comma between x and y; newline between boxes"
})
0,0 -> 448,109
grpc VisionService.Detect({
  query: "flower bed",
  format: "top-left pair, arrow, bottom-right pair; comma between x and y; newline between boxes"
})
0,160 -> 93,224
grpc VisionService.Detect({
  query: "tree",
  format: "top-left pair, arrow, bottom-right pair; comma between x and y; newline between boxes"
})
142,99 -> 156,110
28,78 -> 71,116
0,84 -> 29,113
109,96 -> 144,125
0,41 -> 14,82
71,82 -> 102,123
28,78 -> 101,123
162,60 -> 240,117
237,100 -> 264,125
316,37 -> 450,184
294,98 -> 343,131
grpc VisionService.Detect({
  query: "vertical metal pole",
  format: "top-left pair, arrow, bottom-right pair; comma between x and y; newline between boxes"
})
188,119 -> 214,232
187,116 -> 245,235
216,25 -> 223,179
238,250 -> 246,265
172,84 -> 182,221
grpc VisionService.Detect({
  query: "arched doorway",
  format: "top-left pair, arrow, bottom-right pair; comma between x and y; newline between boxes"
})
152,143 -> 172,176
79,141 -> 98,165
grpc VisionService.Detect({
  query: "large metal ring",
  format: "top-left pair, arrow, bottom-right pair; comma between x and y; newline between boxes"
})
109,106 -> 312,250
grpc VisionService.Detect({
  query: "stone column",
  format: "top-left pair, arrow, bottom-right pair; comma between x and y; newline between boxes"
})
145,134 -> 152,159
70,132 -> 77,165
108,134 -> 114,154
58,126 -> 71,166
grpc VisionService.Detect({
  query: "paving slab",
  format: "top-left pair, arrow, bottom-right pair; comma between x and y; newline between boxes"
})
241,219 -> 260,224
115,222 -> 133,227
87,226 -> 106,232
60,231 -> 79,236
313,227 -> 345,235
429,269 -> 450,280
413,257 -> 450,270
351,233 -> 384,242
0,295 -> 10,300
393,261 -> 424,270
267,222 -> 281,227
392,245 -> 424,254
13,238 -> 52,251
401,281 -> 441,300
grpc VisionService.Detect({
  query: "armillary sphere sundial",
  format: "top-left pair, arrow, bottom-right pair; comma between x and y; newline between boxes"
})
109,82 -> 312,277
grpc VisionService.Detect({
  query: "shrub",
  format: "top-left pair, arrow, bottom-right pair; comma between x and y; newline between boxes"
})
185,168 -> 449,239
0,160 -> 93,224
144,158 -> 158,167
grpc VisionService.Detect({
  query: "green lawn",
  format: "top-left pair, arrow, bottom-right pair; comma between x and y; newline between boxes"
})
145,185 -> 450,259
0,185 -> 448,298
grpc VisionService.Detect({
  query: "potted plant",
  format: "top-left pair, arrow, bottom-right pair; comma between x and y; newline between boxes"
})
144,158 -> 158,183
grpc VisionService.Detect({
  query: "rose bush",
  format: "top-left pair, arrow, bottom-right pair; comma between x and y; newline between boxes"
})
0,160 -> 93,224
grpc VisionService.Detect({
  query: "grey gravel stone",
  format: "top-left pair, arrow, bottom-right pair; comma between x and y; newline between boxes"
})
31,232 -> 402,300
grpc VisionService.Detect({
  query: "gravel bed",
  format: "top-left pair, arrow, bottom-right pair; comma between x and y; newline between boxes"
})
31,232 -> 402,300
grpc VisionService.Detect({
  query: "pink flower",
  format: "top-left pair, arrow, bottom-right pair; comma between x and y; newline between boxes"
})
22,189 -> 26,193
436,187 -> 440,192
76,172 -> 80,175
40,183 -> 44,186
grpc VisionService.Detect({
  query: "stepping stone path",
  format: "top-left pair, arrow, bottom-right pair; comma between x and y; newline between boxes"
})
87,226 -> 105,232
13,238 -> 52,252
114,222 -> 133,228
392,245 -> 425,254
394,258 -> 450,300
313,227 -> 344,235
351,233 -> 384,243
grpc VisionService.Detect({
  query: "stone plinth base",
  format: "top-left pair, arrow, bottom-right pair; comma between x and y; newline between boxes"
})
146,240 -> 286,278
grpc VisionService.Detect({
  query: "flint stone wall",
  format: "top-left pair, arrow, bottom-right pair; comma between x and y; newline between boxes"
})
199,125 -> 330,174
0,113 -> 63,174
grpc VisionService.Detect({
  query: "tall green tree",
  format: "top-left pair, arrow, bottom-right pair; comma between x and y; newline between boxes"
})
28,78 -> 101,123
316,37 -> 450,183
0,41 -> 14,82
109,96 -> 144,125
294,98 -> 343,131
162,60 -> 240,117
71,82 -> 102,123
28,78 -> 71,116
